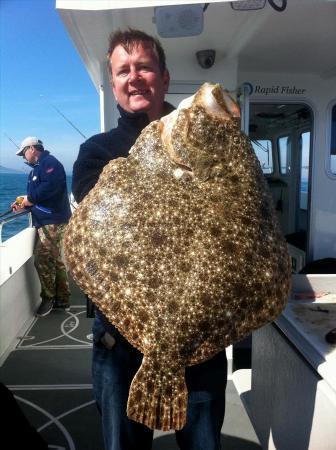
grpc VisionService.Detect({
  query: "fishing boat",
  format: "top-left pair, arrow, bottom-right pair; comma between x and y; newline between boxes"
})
1,1 -> 335,448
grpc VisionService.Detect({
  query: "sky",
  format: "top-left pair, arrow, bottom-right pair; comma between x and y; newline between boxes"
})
0,0 -> 100,173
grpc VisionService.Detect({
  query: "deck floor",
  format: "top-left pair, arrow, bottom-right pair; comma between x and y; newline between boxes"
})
0,279 -> 261,450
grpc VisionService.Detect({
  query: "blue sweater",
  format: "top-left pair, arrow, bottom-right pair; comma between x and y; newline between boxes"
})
26,151 -> 71,228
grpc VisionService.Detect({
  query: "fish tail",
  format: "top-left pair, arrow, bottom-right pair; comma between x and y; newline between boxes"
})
127,357 -> 188,431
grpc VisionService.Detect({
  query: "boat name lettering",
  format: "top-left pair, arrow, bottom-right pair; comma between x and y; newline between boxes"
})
253,85 -> 306,96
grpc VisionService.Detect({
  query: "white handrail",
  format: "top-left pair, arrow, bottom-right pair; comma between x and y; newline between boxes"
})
0,210 -> 33,243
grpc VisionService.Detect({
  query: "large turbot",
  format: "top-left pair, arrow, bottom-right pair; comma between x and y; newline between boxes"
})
64,82 -> 291,431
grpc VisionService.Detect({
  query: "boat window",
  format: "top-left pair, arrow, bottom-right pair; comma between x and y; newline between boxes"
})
249,102 -> 313,265
278,136 -> 291,175
251,140 -> 273,174
330,104 -> 336,175
299,131 -> 310,210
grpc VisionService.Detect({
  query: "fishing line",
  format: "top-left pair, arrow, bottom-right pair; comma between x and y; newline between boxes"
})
4,133 -> 20,149
40,94 -> 87,139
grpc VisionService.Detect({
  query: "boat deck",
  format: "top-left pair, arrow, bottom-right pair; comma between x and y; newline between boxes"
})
0,279 -> 261,449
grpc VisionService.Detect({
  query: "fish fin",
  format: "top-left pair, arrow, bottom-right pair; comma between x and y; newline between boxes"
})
127,357 -> 188,431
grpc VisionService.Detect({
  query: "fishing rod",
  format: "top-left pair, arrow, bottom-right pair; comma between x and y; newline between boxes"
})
0,209 -> 33,233
40,94 -> 87,139
4,133 -> 20,149
0,208 -> 14,219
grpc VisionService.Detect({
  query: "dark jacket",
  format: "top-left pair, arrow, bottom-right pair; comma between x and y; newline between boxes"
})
26,151 -> 71,228
72,105 -> 154,203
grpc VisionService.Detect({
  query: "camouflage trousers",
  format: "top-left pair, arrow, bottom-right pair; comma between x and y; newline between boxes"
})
34,224 -> 70,305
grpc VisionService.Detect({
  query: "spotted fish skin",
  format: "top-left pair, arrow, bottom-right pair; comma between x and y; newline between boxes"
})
64,83 -> 291,431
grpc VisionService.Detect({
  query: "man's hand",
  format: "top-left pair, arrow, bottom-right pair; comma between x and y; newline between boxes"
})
11,196 -> 33,211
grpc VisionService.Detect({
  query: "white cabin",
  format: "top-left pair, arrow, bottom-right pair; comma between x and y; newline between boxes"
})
56,0 -> 336,266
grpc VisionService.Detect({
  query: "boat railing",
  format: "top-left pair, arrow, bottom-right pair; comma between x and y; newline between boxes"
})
0,209 -> 32,244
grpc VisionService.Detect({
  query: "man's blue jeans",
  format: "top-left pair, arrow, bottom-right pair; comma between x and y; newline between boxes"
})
92,315 -> 227,450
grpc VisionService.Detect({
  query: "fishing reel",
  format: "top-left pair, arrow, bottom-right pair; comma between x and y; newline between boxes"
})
0,197 -> 25,220
15,196 -> 24,206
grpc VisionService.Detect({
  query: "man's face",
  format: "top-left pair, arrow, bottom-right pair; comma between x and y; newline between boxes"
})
23,146 -> 37,164
110,43 -> 170,121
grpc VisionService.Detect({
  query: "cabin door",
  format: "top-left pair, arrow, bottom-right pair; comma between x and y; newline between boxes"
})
248,102 -> 313,272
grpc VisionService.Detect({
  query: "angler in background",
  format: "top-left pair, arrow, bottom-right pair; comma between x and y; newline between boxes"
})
12,136 -> 71,317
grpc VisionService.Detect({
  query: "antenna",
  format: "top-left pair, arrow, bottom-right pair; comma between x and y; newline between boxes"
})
4,133 -> 20,149
40,95 -> 87,139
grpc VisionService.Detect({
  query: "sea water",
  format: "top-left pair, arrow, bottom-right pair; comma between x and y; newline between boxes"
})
0,173 -> 72,242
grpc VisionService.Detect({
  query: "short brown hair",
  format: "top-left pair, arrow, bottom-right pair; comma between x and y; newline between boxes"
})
107,28 -> 167,77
